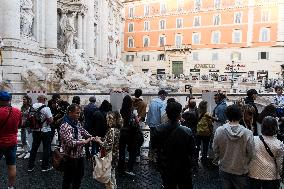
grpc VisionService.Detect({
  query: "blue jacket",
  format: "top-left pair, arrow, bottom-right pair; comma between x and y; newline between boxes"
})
213,99 -> 228,126
146,97 -> 166,127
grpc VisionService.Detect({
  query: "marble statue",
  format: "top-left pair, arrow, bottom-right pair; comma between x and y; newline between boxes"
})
20,0 -> 34,37
60,12 -> 77,55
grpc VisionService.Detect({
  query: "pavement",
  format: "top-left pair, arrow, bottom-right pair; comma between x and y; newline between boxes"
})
0,154 -> 221,189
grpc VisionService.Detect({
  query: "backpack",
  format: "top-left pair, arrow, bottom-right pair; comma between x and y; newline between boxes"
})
196,113 -> 213,136
25,105 -> 47,130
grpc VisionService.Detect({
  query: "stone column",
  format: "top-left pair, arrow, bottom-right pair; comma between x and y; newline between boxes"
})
0,0 -> 21,40
86,0 -> 95,58
45,0 -> 57,48
77,13 -> 83,49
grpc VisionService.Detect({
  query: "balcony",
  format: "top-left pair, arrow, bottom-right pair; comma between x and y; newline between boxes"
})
164,45 -> 191,51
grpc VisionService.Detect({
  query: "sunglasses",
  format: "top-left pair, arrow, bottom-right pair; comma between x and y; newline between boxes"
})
247,112 -> 254,116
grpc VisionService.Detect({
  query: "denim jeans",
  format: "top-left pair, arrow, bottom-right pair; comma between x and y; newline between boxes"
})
249,177 -> 280,189
220,170 -> 248,189
28,131 -> 52,169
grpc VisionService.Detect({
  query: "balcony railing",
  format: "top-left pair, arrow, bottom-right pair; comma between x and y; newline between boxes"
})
164,45 -> 191,51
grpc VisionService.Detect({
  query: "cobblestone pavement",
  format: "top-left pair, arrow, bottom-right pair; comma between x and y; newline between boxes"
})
0,155 -> 221,189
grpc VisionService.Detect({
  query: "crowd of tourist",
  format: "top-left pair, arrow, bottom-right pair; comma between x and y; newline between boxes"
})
1,86 -> 284,189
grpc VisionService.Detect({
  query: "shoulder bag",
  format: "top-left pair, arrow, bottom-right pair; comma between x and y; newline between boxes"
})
93,128 -> 114,183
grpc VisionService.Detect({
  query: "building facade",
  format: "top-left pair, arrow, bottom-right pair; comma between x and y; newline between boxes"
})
0,0 -> 124,91
122,0 -> 284,81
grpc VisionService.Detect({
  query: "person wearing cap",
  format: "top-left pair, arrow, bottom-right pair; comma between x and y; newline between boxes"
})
0,91 -> 22,189
244,89 -> 259,135
28,94 -> 54,172
83,96 -> 99,157
146,89 -> 167,162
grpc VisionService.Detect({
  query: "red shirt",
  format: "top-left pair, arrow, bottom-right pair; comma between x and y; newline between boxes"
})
0,106 -> 22,148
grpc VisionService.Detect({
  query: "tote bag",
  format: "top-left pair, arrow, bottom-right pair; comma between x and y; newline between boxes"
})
93,129 -> 114,183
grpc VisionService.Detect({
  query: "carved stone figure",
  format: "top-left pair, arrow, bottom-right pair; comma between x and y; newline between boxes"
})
20,0 -> 34,37
60,12 -> 77,55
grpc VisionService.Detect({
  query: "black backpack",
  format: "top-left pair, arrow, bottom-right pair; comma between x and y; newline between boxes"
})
25,105 -> 47,130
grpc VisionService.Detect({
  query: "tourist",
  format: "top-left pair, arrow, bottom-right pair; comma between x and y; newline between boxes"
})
83,96 -> 99,158
256,104 -> 277,136
272,86 -> 284,107
161,98 -> 176,124
60,104 -> 94,189
213,104 -> 255,189
196,100 -> 213,164
146,89 -> 167,162
132,89 -> 147,122
28,94 -> 53,172
249,116 -> 284,189
94,111 -> 123,189
239,104 -> 255,132
182,97 -> 199,135
18,95 -> 32,159
87,100 -> 112,157
244,89 -> 259,135
212,92 -> 227,129
118,95 -> 141,176
71,96 -> 84,123
0,91 -> 22,189
152,101 -> 196,189
48,93 -> 69,147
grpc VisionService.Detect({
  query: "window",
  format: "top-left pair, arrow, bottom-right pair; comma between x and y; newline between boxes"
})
194,0 -> 202,11
192,52 -> 199,61
143,36 -> 150,47
231,52 -> 241,61
258,52 -> 269,60
159,35 -> 166,47
234,12 -> 242,24
260,28 -> 270,42
214,0 -> 221,9
192,32 -> 201,44
177,0 -> 184,12
175,34 -> 183,47
128,37 -> 134,48
261,10 -> 270,22
233,30 -> 242,43
213,14 -> 221,25
144,21 -> 150,31
158,54 -> 166,61
212,31 -> 220,44
142,55 -> 150,61
126,55 -> 134,62
129,7 -> 134,18
144,4 -> 150,16
212,53 -> 219,61
160,20 -> 166,30
193,16 -> 201,27
128,23 -> 134,32
235,0 -> 242,6
176,18 -> 183,28
160,2 -> 167,14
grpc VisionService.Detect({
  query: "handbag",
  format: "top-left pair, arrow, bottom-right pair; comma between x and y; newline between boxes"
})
52,148 -> 65,172
93,129 -> 114,183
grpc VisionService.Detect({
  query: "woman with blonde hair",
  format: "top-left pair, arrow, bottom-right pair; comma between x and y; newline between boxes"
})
94,111 -> 122,189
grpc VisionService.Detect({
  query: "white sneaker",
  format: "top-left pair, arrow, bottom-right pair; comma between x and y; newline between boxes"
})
18,152 -> 26,158
24,152 -> 30,159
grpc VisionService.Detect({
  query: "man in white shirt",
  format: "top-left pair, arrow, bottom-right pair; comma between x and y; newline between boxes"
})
28,94 -> 53,172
